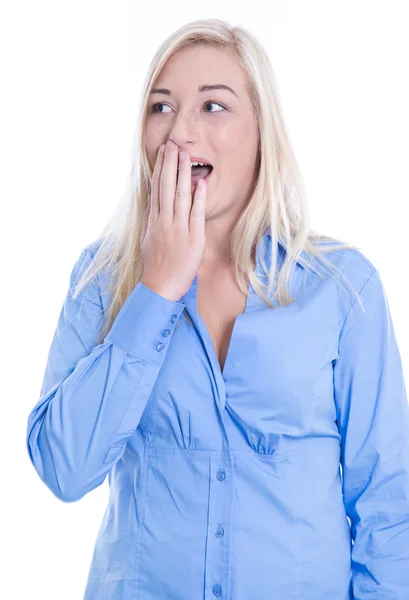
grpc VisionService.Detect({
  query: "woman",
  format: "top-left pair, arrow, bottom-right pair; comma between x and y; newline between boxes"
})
26,18 -> 409,600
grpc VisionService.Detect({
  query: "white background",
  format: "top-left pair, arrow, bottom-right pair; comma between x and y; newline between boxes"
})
1,1 -> 408,598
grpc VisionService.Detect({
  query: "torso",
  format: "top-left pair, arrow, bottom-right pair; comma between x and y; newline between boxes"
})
196,257 -> 255,374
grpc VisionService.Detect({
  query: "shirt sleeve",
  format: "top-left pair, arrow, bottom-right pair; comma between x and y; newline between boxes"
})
333,266 -> 409,598
26,246 -> 186,503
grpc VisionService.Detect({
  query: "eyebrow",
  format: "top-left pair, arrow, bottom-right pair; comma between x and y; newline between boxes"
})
150,84 -> 238,98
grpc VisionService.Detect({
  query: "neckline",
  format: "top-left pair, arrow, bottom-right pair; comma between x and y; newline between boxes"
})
196,269 -> 254,380
182,230 -> 271,381
193,243 -> 259,380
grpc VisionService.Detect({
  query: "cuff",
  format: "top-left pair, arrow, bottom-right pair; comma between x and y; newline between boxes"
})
105,281 -> 186,363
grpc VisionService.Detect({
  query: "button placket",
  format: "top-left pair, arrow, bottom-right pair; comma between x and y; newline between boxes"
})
215,525 -> 224,538
204,454 -> 234,599
216,469 -> 226,481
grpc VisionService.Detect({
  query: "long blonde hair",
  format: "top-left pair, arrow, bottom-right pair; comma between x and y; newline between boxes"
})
73,18 -> 362,345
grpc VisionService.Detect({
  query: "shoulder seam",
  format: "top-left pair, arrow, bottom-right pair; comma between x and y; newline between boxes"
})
342,246 -> 376,272
338,265 -> 377,336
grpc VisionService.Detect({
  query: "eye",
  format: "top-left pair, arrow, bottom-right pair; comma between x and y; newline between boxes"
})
203,101 -> 225,113
149,101 -> 226,114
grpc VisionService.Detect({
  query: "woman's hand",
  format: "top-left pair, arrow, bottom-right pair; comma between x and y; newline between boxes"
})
141,140 -> 206,302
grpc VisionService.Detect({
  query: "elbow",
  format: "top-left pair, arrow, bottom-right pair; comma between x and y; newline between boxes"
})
26,421 -> 106,503
51,482 -> 89,503
26,435 -> 82,502
51,472 -> 107,503
28,451 -> 106,503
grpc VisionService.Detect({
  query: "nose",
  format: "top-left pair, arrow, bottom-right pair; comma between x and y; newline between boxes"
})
165,109 -> 201,150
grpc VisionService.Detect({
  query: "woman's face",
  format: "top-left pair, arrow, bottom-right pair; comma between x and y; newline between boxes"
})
145,45 -> 260,218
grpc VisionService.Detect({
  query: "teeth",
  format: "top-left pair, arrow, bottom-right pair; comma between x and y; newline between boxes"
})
177,161 -> 212,171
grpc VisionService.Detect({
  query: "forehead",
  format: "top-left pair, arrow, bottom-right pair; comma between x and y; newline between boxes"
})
155,46 -> 247,95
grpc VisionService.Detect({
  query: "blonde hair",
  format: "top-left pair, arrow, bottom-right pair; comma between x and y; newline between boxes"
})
73,18 -> 363,345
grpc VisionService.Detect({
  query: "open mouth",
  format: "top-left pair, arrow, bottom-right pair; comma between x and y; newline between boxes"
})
177,163 -> 214,188
191,164 -> 213,185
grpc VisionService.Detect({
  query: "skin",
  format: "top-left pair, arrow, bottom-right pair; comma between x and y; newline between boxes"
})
145,45 -> 260,269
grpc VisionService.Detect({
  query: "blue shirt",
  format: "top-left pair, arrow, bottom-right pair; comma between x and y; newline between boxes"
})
26,229 -> 409,599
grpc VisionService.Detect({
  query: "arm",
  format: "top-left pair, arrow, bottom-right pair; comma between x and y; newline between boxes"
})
26,245 -> 185,502
333,267 -> 409,598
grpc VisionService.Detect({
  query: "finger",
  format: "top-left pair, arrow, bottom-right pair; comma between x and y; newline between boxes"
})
159,140 -> 178,221
150,144 -> 165,220
189,178 -> 206,237
173,149 -> 192,224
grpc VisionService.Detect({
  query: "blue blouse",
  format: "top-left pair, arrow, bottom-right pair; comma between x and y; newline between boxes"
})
26,229 -> 409,599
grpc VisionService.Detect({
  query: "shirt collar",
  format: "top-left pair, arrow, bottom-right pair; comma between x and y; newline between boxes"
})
265,227 -> 306,270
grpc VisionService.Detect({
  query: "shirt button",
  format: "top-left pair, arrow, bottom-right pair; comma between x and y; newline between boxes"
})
216,469 -> 226,481
155,342 -> 165,352
212,584 -> 222,597
162,328 -> 171,338
215,525 -> 224,538
170,314 -> 177,324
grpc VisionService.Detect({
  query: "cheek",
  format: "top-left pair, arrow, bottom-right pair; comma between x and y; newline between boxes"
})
211,118 -> 255,158
222,122 -> 258,170
144,119 -> 164,148
211,122 -> 241,148
144,131 -> 161,170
